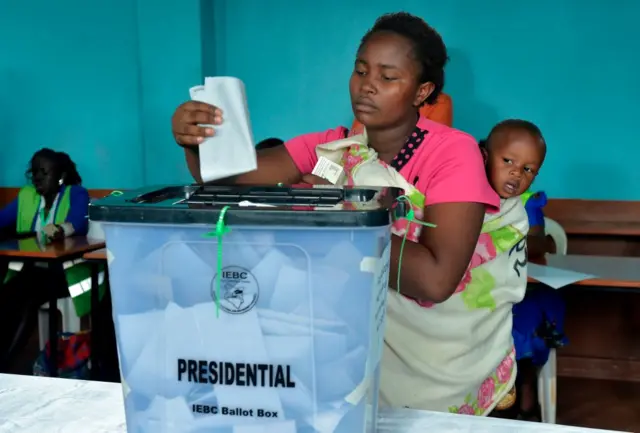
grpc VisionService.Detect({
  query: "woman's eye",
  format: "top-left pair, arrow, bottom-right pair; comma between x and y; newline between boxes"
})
382,76 -> 397,81
502,158 -> 512,164
355,69 -> 366,76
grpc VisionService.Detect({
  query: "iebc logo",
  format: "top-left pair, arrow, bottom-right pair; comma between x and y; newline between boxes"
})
211,266 -> 259,314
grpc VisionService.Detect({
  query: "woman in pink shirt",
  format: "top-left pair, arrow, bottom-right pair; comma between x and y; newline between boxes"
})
172,13 -> 525,418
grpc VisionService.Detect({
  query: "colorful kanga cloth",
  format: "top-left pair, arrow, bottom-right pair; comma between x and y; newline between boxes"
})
314,131 -> 529,415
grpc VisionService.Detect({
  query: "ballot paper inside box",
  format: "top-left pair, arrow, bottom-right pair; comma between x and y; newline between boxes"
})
89,185 -> 397,433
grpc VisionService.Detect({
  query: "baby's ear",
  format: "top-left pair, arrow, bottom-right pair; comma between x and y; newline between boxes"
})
478,139 -> 488,164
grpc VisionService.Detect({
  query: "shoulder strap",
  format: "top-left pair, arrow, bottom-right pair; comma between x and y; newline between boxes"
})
16,185 -> 40,232
54,186 -> 72,224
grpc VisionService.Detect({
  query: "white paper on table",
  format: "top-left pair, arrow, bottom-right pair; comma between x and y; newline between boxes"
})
528,263 -> 596,289
190,77 -> 257,182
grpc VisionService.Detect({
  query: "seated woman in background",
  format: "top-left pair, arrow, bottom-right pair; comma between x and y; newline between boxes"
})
0,148 -> 89,238
0,148 -> 91,371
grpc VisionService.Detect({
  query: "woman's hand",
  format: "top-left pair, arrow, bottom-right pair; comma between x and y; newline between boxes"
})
172,101 -> 223,147
175,100 -> 303,185
43,224 -> 64,241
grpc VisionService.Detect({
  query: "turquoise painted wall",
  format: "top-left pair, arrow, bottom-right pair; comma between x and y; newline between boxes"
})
1,1 -> 638,199
214,0 -> 640,200
0,0 -> 202,188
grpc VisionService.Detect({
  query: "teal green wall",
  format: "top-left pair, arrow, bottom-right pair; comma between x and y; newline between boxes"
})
2,1 -> 638,199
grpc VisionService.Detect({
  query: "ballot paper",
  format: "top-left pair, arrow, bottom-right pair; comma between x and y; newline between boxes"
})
190,77 -> 257,182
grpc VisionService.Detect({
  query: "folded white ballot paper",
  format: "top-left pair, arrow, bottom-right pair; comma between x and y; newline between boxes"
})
190,77 -> 257,182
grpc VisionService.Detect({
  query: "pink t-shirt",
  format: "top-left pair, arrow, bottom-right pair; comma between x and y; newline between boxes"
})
284,116 -> 499,210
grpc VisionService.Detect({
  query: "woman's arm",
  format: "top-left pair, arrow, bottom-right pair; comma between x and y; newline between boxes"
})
0,199 -> 18,230
185,146 -> 302,185
176,101 -> 347,184
61,186 -> 91,236
185,128 -> 347,185
389,132 -> 499,303
389,201 -> 485,302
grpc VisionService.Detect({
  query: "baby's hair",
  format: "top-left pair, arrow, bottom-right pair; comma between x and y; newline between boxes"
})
255,138 -> 284,150
481,119 -> 545,149
359,12 -> 448,105
27,148 -> 83,185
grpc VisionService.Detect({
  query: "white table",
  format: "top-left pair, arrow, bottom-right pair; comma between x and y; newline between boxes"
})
0,374 -> 623,432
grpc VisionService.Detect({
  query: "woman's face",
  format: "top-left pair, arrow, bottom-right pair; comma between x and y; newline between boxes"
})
31,156 -> 60,196
349,31 -> 433,130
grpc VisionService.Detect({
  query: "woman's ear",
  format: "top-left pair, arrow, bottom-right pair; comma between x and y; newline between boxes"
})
414,82 -> 435,107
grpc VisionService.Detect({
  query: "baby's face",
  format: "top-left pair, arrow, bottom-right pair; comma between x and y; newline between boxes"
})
486,131 -> 545,199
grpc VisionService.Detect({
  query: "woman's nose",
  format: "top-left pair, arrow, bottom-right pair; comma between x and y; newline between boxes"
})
361,76 -> 377,95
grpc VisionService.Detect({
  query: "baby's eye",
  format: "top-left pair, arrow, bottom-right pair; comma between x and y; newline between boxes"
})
382,75 -> 397,81
524,167 -> 533,173
502,158 -> 512,164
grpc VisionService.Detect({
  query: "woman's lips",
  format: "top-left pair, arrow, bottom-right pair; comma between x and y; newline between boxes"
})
354,103 -> 377,113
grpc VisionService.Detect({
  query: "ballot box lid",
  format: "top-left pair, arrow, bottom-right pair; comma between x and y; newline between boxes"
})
89,184 -> 406,227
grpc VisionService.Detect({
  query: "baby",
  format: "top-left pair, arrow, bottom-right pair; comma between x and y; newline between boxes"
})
480,119 -> 546,200
481,119 -> 551,420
